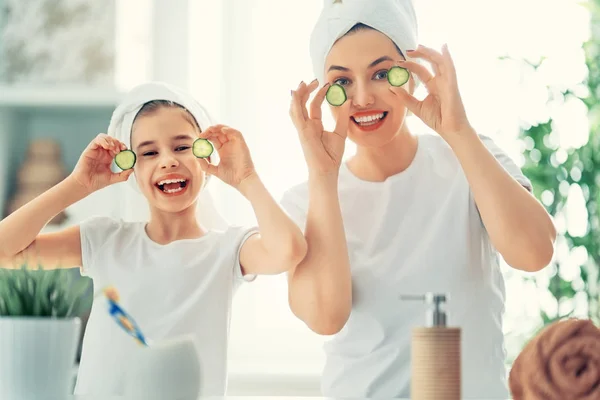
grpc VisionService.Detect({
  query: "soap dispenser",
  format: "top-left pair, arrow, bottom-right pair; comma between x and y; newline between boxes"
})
401,293 -> 461,400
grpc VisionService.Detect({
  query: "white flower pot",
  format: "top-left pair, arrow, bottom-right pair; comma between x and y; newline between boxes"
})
0,317 -> 81,399
124,335 -> 201,399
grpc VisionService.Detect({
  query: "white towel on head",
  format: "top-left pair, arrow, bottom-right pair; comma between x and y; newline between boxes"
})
309,0 -> 418,83
106,81 -> 228,230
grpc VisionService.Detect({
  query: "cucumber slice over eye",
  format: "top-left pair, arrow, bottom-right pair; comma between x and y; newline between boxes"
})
326,84 -> 347,107
193,138 -> 214,159
388,66 -> 410,87
114,150 -> 136,170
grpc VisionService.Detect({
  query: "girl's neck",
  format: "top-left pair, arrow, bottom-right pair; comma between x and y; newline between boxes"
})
346,125 -> 419,182
145,202 -> 206,245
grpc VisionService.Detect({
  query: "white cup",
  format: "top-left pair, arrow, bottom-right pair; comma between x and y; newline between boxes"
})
124,335 -> 201,399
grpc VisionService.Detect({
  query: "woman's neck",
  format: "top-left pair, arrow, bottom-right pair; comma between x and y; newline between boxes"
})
347,126 -> 419,182
145,202 -> 206,244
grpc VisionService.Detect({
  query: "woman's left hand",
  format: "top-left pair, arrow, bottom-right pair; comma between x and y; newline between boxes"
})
197,125 -> 257,190
390,44 -> 473,142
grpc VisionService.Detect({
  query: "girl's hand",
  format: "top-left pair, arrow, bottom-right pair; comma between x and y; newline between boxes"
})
290,80 -> 351,177
197,125 -> 257,190
390,44 -> 473,143
70,134 -> 133,193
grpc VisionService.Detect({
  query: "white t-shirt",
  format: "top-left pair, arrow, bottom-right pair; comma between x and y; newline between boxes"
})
280,134 -> 531,399
73,216 -> 257,396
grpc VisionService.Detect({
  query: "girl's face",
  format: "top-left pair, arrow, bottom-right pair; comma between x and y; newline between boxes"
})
131,107 -> 206,213
325,28 -> 415,148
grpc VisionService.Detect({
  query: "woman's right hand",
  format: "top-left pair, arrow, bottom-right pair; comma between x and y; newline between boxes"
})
290,80 -> 351,177
69,133 -> 134,193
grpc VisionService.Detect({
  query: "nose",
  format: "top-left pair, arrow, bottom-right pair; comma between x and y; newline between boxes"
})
159,153 -> 179,169
352,81 -> 375,108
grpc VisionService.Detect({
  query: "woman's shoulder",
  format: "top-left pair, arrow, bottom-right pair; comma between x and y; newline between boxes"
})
418,133 -> 454,156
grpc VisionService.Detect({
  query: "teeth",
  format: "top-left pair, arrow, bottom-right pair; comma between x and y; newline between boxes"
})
157,178 -> 186,186
163,186 -> 184,194
354,113 -> 384,123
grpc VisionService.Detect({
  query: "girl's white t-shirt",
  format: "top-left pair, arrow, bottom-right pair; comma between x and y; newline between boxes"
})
73,217 -> 257,396
280,134 -> 532,399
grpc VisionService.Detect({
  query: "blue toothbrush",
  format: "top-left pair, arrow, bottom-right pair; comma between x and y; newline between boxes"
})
95,286 -> 148,346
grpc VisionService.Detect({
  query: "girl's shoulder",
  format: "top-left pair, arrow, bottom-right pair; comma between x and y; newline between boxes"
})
79,215 -> 144,248
80,215 -> 138,233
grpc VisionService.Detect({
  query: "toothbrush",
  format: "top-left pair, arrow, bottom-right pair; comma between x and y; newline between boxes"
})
94,286 -> 149,346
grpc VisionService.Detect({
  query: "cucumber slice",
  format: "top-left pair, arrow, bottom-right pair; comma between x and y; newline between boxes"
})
326,84 -> 347,107
114,150 -> 136,170
388,66 -> 409,87
193,138 -> 214,159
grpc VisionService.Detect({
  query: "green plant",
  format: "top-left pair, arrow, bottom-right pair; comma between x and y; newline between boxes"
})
515,0 -> 600,328
0,264 -> 92,318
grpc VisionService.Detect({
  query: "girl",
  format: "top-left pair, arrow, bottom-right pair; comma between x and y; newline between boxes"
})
282,0 -> 556,398
0,82 -> 307,395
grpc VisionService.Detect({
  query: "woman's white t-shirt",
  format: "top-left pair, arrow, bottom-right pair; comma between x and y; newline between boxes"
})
73,216 -> 257,396
280,134 -> 531,399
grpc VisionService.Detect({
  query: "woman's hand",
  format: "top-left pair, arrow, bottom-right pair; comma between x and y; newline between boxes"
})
390,44 -> 473,143
290,80 -> 352,177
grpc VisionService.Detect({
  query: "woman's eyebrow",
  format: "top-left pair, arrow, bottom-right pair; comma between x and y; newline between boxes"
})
368,56 -> 394,68
327,55 -> 394,73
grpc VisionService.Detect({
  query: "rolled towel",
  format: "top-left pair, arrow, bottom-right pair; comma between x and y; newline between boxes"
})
509,318 -> 600,400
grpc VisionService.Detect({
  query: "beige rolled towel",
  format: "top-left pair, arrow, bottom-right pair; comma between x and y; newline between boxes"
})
509,318 -> 600,400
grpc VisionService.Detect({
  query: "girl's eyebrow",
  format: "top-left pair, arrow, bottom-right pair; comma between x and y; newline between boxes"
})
171,134 -> 194,141
136,140 -> 155,150
136,135 -> 193,151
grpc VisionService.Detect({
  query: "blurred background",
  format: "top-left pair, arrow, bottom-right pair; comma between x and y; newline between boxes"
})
0,0 -> 598,396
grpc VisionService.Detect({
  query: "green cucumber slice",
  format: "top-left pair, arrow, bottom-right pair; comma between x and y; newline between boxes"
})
193,138 -> 214,159
114,150 -> 136,170
388,66 -> 409,87
326,84 -> 347,107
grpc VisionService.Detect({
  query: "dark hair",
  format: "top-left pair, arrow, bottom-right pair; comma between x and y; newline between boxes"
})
344,23 -> 405,58
134,100 -> 201,131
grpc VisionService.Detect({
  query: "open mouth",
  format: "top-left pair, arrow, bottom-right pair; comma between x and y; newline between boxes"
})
155,178 -> 189,195
351,112 -> 388,130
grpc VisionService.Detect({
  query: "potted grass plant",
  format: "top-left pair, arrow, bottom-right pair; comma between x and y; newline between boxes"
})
0,264 -> 91,398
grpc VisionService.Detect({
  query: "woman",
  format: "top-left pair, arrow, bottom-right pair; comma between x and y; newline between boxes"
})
282,0 -> 556,398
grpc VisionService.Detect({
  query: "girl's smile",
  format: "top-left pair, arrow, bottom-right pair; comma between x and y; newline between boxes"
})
154,173 -> 190,196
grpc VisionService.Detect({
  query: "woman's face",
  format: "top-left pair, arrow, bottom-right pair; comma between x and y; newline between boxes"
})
130,107 -> 206,213
325,28 -> 415,148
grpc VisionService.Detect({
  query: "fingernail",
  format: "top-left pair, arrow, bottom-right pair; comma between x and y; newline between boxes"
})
311,78 -> 318,84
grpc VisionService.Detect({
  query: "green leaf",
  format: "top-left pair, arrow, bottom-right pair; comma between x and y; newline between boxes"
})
0,262 -> 92,318
548,274 -> 578,300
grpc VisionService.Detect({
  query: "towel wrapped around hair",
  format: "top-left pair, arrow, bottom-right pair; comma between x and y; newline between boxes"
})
309,0 -> 419,83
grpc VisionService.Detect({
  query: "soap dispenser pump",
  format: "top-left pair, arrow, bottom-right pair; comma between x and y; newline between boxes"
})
401,292 -> 461,400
